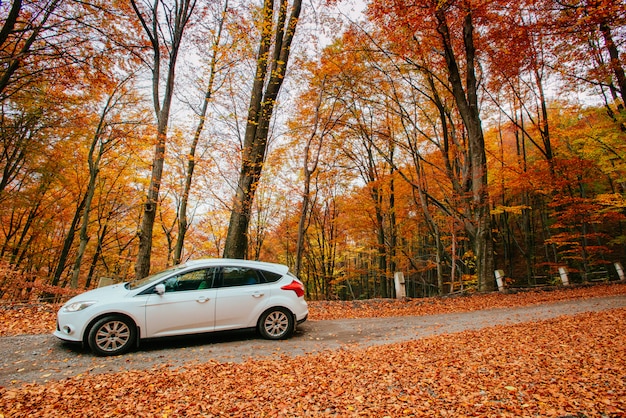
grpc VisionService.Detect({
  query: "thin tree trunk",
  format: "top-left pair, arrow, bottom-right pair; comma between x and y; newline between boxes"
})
132,0 -> 196,278
388,166 -> 397,295
435,231 -> 443,295
69,142 -> 102,289
173,0 -> 228,265
295,84 -> 326,277
85,220 -> 108,289
534,68 -> 555,175
451,224 -> 458,291
50,193 -> 87,287
70,83 -> 126,288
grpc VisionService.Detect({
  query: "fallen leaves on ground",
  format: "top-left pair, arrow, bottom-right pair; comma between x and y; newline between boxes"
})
1,308 -> 624,417
309,283 -> 626,320
0,283 -> 625,417
0,304 -> 59,336
1,283 -> 625,336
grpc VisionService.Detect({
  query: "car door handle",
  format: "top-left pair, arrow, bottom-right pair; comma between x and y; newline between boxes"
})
251,292 -> 264,298
197,297 -> 210,303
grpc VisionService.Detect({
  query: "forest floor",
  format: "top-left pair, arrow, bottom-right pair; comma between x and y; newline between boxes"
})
0,282 -> 625,417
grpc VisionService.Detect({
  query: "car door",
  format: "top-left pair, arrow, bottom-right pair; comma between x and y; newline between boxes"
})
214,266 -> 272,331
144,268 -> 218,338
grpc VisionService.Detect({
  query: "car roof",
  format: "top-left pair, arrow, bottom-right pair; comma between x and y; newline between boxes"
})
179,258 -> 290,274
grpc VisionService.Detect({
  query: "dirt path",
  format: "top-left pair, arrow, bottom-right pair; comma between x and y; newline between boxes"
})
1,294 -> 625,387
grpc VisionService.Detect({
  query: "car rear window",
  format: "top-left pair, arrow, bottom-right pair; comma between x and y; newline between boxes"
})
260,270 -> 283,283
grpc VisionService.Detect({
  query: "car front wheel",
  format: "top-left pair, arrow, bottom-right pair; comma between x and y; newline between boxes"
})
258,307 -> 294,340
88,315 -> 136,356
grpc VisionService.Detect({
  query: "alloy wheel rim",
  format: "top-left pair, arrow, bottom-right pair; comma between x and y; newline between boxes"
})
264,311 -> 288,337
95,320 -> 130,352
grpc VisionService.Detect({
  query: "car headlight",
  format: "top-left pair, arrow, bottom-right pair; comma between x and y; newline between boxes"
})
63,301 -> 96,312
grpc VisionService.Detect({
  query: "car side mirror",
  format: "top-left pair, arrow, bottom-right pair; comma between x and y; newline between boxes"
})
155,284 -> 166,295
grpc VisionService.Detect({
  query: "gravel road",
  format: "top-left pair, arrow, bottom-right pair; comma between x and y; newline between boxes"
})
1,294 -> 625,387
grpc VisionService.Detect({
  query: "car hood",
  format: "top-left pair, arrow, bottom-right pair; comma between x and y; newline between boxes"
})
62,283 -> 130,306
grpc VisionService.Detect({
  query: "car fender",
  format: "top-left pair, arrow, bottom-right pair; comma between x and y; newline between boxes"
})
79,300 -> 148,340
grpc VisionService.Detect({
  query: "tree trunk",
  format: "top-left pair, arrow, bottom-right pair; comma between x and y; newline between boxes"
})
435,230 -> 444,295
435,7 -> 494,291
295,85 -> 325,277
50,193 -> 87,287
132,0 -> 196,278
135,126 -> 167,278
600,22 -> 626,108
388,167 -> 397,295
85,220 -> 108,289
374,188 -> 387,298
69,84 -> 125,288
223,0 -> 303,259
69,143 -> 101,289
173,0 -> 228,265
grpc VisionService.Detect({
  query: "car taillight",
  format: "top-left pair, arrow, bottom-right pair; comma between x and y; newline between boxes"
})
281,280 -> 305,298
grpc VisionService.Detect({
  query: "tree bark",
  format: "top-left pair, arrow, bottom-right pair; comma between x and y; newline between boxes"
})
70,83 -> 127,288
295,83 -> 326,277
435,7 -> 494,291
84,220 -> 108,289
51,193 -> 87,287
173,0 -> 228,265
600,22 -> 626,108
223,0 -> 302,259
132,0 -> 196,278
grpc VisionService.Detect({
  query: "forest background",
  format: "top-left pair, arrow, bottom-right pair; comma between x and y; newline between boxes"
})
1,0 -> 625,303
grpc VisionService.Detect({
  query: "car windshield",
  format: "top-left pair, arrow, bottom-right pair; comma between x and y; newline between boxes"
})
126,265 -> 185,290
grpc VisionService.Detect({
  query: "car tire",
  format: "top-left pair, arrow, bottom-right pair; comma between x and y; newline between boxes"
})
258,307 -> 294,340
87,315 -> 136,356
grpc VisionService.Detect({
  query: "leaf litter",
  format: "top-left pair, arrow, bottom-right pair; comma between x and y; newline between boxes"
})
0,283 -> 625,417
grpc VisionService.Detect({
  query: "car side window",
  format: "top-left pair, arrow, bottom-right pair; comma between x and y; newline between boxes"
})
163,268 -> 217,292
221,267 -> 261,287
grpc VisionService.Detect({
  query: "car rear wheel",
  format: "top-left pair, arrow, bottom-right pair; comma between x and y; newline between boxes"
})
258,307 -> 294,340
88,315 -> 136,356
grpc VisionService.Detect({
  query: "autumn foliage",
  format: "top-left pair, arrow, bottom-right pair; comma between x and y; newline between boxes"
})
1,283 -> 625,417
1,1 -> 626,303
3,0 -> 626,413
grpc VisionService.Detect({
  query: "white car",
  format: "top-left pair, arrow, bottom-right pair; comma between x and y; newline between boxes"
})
54,259 -> 308,356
